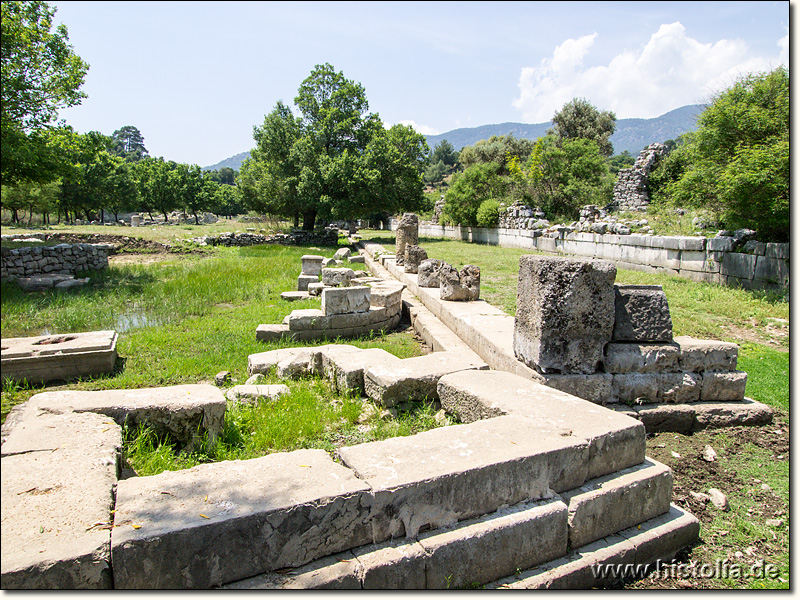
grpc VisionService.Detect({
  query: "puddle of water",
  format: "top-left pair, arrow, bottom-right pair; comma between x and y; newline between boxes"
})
115,312 -> 160,333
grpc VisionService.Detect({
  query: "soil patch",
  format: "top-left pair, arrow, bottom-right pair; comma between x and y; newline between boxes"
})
42,233 -> 169,253
109,253 -> 183,266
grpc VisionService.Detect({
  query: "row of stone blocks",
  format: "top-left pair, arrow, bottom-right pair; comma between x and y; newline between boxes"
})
0,365 -> 698,589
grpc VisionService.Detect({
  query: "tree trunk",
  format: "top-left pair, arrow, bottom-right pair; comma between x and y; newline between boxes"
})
100,208 -> 104,223
302,209 -> 316,231
194,211 -> 200,225
293,212 -> 300,229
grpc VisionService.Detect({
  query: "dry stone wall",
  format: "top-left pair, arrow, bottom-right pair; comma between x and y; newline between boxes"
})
611,143 -> 669,212
1,243 -> 110,282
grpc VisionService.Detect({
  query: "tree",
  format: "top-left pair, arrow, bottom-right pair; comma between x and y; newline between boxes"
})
249,63 -> 428,230
134,157 -> 182,221
549,98 -> 616,157
430,139 -> 458,167
1,1 -> 89,184
656,67 -> 788,241
111,125 -> 148,162
441,162 -> 507,226
607,150 -> 635,176
459,134 -> 536,174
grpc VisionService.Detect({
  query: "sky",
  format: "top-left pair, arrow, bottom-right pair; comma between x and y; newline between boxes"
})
51,1 -> 790,168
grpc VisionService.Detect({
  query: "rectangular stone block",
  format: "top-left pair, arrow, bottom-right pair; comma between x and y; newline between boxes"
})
297,274 -> 318,291
537,373 -> 612,405
368,283 -> 405,307
674,336 -> 738,372
321,267 -> 355,287
692,398 -> 772,430
111,449 -> 373,589
754,255 -> 789,286
707,237 -> 734,252
612,285 -> 673,342
437,370 -> 645,480
700,370 -> 747,401
325,347 -> 402,395
720,252 -> 756,280
765,242 -> 789,260
300,255 -> 324,276
351,539 -> 428,590
604,343 -> 680,374
321,286 -> 371,316
287,309 -> 329,331
420,498 -> 568,589
255,323 -> 289,342
337,415 -> 589,541
222,551 -> 361,590
364,352 -> 488,407
514,256 -> 616,374
1,412 -> 121,589
611,373 -> 700,405
561,458 -> 672,548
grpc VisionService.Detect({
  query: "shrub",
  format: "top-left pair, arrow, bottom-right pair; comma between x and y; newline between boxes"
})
476,198 -> 501,228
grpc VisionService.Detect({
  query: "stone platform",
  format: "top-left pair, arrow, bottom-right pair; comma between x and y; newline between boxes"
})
1,330 -> 118,385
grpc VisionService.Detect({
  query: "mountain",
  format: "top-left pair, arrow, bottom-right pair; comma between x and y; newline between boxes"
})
203,104 -> 705,171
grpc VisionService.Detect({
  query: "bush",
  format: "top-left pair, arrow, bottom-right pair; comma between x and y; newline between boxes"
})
442,162 -> 507,227
476,198 -> 501,228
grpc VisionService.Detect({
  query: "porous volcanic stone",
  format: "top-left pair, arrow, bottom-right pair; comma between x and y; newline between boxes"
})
612,285 -> 673,342
417,259 -> 443,288
514,256 -> 616,375
403,245 -> 428,274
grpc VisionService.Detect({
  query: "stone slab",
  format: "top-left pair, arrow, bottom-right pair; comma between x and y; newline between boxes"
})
321,268 -> 355,287
111,449 -> 373,589
1,330 -> 118,385
419,497 -> 568,589
437,370 -> 645,480
220,550 -> 361,590
700,370 -> 747,401
364,352 -> 489,407
1,412 -> 121,589
352,538 -> 428,589
561,458 -> 672,548
337,415 -> 589,540
248,347 -> 322,375
322,286 -> 371,316
255,323 -> 290,341
691,398 -> 773,430
674,336 -> 739,372
612,372 -> 701,405
323,347 -> 403,395
604,342 -> 680,374
280,290 -> 311,302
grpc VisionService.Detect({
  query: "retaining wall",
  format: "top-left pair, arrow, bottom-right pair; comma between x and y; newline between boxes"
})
394,222 -> 789,291
1,244 -> 110,282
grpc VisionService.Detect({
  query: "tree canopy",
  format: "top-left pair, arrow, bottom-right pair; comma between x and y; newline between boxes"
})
247,63 -> 428,230
111,125 -> 148,162
549,98 -> 616,157
1,0 -> 89,185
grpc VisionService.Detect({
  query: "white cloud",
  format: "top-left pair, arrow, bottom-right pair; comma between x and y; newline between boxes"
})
513,22 -> 785,122
393,120 -> 441,135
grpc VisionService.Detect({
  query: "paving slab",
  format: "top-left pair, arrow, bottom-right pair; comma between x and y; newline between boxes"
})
1,412 -> 121,589
364,352 -> 488,407
225,384 -> 290,404
561,458 -> 672,548
437,370 -> 645,480
1,330 -> 118,385
111,449 -> 373,589
20,384 -> 225,451
337,415 -> 589,540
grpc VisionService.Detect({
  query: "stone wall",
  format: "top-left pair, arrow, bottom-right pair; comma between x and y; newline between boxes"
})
194,229 -> 339,247
393,221 -> 789,291
1,243 -> 111,282
610,143 -> 669,212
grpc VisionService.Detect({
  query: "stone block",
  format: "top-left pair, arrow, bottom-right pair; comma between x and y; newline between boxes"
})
364,352 -> 488,407
417,259 -> 443,287
324,347 -> 402,395
514,256 -> 616,375
300,255 -> 324,276
604,343 -> 680,374
612,285 -> 673,342
1,412 -> 120,589
368,282 -> 404,307
22,384 -> 226,451
321,267 -> 354,287
403,244 -> 428,274
537,373 -> 613,405
765,242 -> 789,260
287,309 -> 328,331
630,404 -> 696,435
419,498 -> 568,589
337,415 -> 589,541
561,458 -> 672,548
660,372 -> 702,404
692,398 -> 773,430
111,449 -> 373,589
351,539 -> 428,589
438,370 -> 644,480
674,336 -> 738,372
439,264 -> 480,301
222,551 -> 361,590
617,504 -> 701,569
612,373 -> 700,405
321,286 -> 371,316
297,274 -> 318,291
700,370 -> 747,401
707,236 -> 734,252
395,213 -> 419,265
225,384 -> 290,404
754,255 -> 789,286
720,252 -> 756,280
333,247 -> 352,261
255,323 -> 289,342
307,282 -> 327,296
280,291 -> 310,301
347,255 -> 365,264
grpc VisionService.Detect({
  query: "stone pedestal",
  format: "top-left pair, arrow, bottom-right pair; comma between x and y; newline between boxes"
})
301,255 -> 325,276
395,213 -> 419,266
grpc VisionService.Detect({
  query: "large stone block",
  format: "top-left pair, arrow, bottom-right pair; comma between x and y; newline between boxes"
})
321,267 -> 355,287
674,336 -> 738,372
417,259 -> 443,288
537,373 -> 613,405
297,274 -> 318,291
514,256 -> 616,374
403,244 -> 428,274
395,213 -> 419,265
437,370 -> 645,480
604,343 -> 680,374
323,347 -> 402,395
337,415 -> 589,541
321,286 -> 371,316
439,264 -> 480,301
222,550 -> 361,590
612,285 -> 673,342
351,539 -> 428,589
300,255 -> 324,276
700,371 -> 747,401
111,449 -> 373,589
612,373 -> 700,405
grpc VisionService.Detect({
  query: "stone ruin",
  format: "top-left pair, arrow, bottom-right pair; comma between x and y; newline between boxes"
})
395,213 -> 419,265
513,255 -> 749,410
611,143 -> 669,212
431,195 -> 446,224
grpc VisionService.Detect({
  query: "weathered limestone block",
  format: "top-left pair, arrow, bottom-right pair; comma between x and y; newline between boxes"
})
1,412 -> 121,589
395,213 -> 419,265
111,449 -> 373,589
324,348 -> 403,395
287,309 -> 329,331
612,373 -> 700,405
417,259 -> 443,288
612,285 -> 673,342
255,323 -> 290,341
321,286 -> 371,316
337,415 -> 589,541
321,268 -> 354,287
403,245 -> 428,274
333,247 -> 352,261
700,371 -> 747,401
225,384 -> 290,404
222,550 -> 361,590
348,255 -> 365,264
514,256 -> 616,375
439,264 -> 480,301
604,343 -> 680,374
692,398 -> 772,430
300,255 -> 324,276
307,282 -> 327,296
674,336 -> 738,372
537,373 -> 613,405
351,538 -> 428,589
297,274 -> 318,291
437,370 -> 645,480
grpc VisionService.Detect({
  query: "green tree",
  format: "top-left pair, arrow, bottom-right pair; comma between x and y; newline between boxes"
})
606,150 -> 635,176
661,67 -> 789,241
549,98 -> 616,157
442,162 -> 506,226
111,125 -> 148,162
459,134 -> 536,174
134,157 -> 182,222
249,64 -> 427,230
430,139 -> 458,167
1,1 -> 89,184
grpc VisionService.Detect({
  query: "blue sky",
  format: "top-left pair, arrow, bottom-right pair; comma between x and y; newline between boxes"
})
51,1 -> 790,167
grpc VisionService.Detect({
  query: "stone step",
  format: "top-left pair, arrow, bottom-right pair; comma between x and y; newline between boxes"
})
437,369 -> 645,480
614,398 -> 774,434
488,504 -> 700,589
